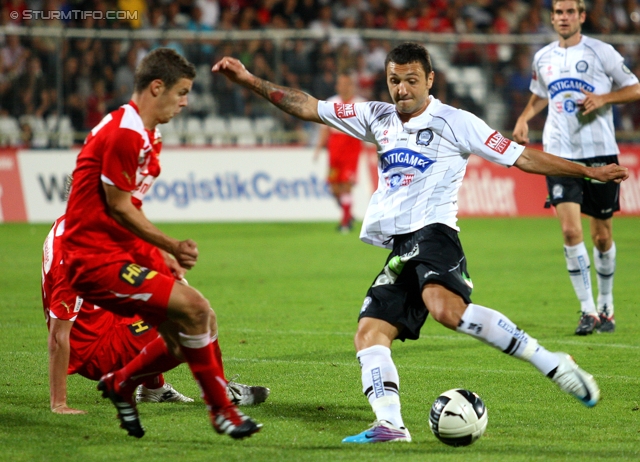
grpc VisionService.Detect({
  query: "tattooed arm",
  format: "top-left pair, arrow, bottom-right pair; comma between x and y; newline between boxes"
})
212,56 -> 323,124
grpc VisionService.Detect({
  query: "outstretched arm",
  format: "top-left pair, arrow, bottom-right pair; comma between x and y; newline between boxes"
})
512,94 -> 548,144
212,57 -> 323,124
514,148 -> 629,183
49,317 -> 86,414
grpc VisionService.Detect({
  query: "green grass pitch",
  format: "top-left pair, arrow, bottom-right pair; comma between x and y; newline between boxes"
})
1,217 -> 639,461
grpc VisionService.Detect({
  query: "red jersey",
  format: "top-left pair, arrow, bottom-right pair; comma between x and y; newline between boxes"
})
62,102 -> 162,274
43,215 -> 161,376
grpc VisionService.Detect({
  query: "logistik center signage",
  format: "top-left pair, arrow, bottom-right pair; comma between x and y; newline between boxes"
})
146,171 -> 328,207
8,148 -> 373,223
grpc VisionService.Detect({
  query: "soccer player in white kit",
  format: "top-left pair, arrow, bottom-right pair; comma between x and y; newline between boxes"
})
213,42 -> 628,443
513,0 -> 640,335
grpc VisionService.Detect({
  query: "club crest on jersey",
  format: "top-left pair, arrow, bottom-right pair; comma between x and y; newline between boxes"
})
334,103 -> 356,118
416,128 -> 434,146
380,148 -> 435,173
484,131 -> 511,154
548,78 -> 594,98
119,263 -> 157,287
575,60 -> 588,73
564,99 -> 579,114
552,184 -> 564,199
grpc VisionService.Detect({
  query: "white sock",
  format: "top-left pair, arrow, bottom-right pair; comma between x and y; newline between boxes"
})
564,243 -> 596,314
357,345 -> 405,429
593,242 -> 615,314
457,304 -> 559,376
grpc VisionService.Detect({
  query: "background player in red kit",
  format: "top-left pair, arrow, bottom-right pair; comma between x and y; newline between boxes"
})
61,48 -> 261,439
313,72 -> 366,233
43,215 -> 269,414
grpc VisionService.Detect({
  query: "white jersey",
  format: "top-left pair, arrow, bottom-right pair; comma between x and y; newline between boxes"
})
530,35 -> 638,160
317,97 -> 524,248
326,93 -> 367,135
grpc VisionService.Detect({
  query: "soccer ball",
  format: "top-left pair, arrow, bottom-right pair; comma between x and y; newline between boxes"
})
429,388 -> 488,447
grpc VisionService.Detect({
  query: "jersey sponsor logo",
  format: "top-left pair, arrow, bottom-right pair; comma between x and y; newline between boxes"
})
119,263 -> 158,287
334,103 -> 356,118
416,128 -> 434,146
547,78 -> 595,98
380,148 -> 435,173
484,131 -> 511,154
128,319 -> 152,336
386,173 -> 414,190
575,60 -> 588,73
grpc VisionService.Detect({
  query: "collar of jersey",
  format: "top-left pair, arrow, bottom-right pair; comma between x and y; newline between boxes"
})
401,96 -> 439,133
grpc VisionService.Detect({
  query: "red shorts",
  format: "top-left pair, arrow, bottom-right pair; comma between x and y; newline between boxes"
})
73,317 -> 159,381
327,135 -> 361,184
67,257 -> 175,327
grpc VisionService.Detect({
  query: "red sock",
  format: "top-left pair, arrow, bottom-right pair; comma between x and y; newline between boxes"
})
211,336 -> 227,382
142,374 -> 165,390
114,336 -> 181,393
340,193 -> 352,226
179,332 -> 231,412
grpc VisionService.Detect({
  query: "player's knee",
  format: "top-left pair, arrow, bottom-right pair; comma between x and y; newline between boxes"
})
561,226 -> 582,244
179,291 -> 211,328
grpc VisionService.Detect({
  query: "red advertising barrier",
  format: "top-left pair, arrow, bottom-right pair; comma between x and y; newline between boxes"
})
458,144 -> 640,217
0,149 -> 28,222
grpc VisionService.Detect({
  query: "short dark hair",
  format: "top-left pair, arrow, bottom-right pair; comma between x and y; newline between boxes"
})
134,48 -> 196,93
385,42 -> 433,75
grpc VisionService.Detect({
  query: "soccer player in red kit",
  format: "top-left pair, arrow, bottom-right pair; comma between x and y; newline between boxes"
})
313,72 -> 366,232
43,216 -> 269,414
61,48 -> 261,439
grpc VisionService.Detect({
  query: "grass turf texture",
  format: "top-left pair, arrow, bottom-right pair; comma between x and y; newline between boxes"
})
1,217 -> 639,462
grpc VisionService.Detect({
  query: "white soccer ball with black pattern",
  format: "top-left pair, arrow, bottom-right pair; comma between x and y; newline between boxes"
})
429,388 -> 488,447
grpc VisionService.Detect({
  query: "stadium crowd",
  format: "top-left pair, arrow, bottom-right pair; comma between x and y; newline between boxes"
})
1,0 -> 640,147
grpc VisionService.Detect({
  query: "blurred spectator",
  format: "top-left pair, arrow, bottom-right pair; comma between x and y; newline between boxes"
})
7,55 -> 51,119
117,0 -> 147,29
295,0 -> 319,27
5,0 -> 27,25
311,55 -> 337,101
84,79 -> 110,130
309,5 -> 337,36
196,0 -> 221,29
185,6 -> 215,65
113,47 -> 138,107
1,34 -> 29,81
282,39 -> 313,90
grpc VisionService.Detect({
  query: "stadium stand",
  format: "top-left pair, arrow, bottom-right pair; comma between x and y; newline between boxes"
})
1,0 -> 639,147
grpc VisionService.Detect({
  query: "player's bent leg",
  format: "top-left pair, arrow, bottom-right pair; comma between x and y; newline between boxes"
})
456,302 -> 600,407
168,283 -> 262,439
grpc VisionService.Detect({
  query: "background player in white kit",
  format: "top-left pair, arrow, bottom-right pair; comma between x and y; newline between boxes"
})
212,42 -> 628,443
513,0 -> 640,335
